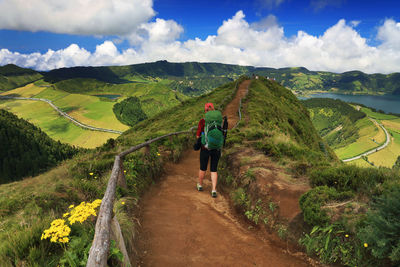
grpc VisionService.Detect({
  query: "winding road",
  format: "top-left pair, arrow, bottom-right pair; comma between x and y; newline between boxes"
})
0,95 -> 123,134
342,118 -> 390,162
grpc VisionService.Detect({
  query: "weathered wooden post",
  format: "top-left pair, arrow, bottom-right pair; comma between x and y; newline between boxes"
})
118,159 -> 127,189
87,156 -> 121,267
111,216 -> 132,267
144,145 -> 150,156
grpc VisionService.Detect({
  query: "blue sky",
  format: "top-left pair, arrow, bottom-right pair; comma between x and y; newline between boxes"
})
0,0 -> 399,73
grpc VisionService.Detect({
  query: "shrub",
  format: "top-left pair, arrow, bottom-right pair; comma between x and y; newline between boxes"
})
299,186 -> 354,226
309,165 -> 399,193
358,185 -> 400,264
300,223 -> 371,266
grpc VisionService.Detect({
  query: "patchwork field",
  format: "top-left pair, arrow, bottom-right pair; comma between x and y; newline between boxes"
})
0,99 -> 119,148
334,117 -> 384,159
368,130 -> 400,168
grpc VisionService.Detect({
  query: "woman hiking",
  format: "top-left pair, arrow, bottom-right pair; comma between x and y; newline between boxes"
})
195,102 -> 225,198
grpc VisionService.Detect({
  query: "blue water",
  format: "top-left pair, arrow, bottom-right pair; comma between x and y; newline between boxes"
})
299,93 -> 400,114
93,94 -> 121,100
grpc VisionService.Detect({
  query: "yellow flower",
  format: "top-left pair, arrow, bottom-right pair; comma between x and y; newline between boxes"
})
124,170 -> 126,173
345,234 -> 349,238
121,201 -> 125,205
63,212 -> 69,218
157,152 -> 161,156
364,243 -> 368,248
68,204 -> 74,209
89,172 -> 93,176
68,199 -> 102,225
41,219 -> 71,244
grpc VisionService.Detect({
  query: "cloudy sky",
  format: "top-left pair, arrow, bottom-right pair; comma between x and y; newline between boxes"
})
0,0 -> 399,73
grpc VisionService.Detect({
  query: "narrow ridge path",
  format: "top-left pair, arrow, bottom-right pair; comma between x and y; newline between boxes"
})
137,81 -> 310,266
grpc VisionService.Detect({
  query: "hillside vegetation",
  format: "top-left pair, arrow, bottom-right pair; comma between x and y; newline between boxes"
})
0,64 -> 42,91
302,98 -> 366,149
31,61 -> 400,96
0,109 -> 79,184
113,96 -> 147,126
254,67 -> 400,95
2,62 -> 400,96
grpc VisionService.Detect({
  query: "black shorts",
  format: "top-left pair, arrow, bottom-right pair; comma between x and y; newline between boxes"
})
200,148 -> 221,172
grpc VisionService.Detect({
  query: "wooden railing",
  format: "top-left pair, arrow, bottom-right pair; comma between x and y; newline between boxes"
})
86,79 -> 246,266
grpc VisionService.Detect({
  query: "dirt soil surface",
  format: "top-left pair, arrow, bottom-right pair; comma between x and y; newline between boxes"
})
137,81 -> 315,266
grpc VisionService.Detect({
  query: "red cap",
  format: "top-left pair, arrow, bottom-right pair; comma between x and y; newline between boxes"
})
205,103 -> 214,112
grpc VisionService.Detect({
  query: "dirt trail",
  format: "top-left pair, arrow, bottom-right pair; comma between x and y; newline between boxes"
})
137,81 -> 311,266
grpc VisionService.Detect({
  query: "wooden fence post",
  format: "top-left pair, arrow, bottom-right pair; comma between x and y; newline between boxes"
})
87,156 -> 121,267
118,159 -> 127,190
144,145 -> 150,156
111,216 -> 132,267
169,136 -> 174,159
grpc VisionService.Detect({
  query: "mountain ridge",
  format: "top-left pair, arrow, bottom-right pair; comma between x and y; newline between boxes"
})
2,61 -> 400,95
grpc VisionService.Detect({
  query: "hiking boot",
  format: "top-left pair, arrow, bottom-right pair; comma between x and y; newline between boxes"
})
196,183 -> 203,191
211,191 -> 217,198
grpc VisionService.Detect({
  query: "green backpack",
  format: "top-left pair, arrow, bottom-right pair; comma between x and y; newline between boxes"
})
201,110 -> 224,150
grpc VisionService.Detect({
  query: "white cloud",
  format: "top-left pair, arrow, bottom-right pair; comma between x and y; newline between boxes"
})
126,18 -> 184,45
377,19 -> 400,50
0,0 -> 155,35
1,11 -> 400,74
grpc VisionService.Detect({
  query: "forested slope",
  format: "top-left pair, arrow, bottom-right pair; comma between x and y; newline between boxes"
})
0,64 -> 42,91
0,109 -> 79,184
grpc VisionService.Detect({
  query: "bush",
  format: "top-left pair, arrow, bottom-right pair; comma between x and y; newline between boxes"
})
300,223 -> 371,266
358,185 -> 400,264
113,96 -> 147,127
309,165 -> 398,193
299,186 -> 354,226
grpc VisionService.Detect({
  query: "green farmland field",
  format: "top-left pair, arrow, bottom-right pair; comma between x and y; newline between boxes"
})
0,99 -> 119,148
334,117 -> 383,159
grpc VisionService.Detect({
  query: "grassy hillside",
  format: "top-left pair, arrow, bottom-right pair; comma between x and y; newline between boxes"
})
0,109 -> 79,184
0,64 -> 43,91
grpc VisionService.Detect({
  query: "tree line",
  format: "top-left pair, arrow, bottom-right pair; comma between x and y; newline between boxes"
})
112,96 -> 147,127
